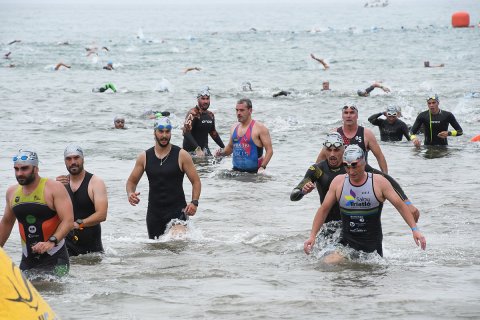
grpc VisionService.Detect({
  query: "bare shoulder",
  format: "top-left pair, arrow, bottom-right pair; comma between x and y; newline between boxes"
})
90,174 -> 106,187
45,178 -> 67,191
5,184 -> 18,199
372,173 -> 389,186
330,174 -> 345,187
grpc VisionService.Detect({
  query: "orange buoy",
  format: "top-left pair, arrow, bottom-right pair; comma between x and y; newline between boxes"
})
471,134 -> 480,142
452,11 -> 470,28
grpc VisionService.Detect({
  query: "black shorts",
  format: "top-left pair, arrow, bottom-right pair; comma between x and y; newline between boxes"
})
20,244 -> 70,276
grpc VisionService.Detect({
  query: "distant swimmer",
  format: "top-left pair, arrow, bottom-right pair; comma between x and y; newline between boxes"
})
93,83 -> 116,93
321,81 -> 330,91
368,106 -> 411,141
273,90 -> 291,98
184,67 -> 201,74
410,94 -> 463,147
291,132 -> 419,222
316,105 -> 388,173
182,87 -> 225,157
357,81 -> 390,97
143,110 -> 171,119
304,145 -> 426,263
216,98 -> 273,174
113,116 -> 125,129
103,61 -> 114,70
242,81 -> 253,91
4,52 -> 11,59
8,40 -> 21,45
126,117 -> 201,239
0,150 -> 73,276
310,53 -> 329,70
102,46 -> 109,51
54,62 -> 71,70
424,61 -> 444,68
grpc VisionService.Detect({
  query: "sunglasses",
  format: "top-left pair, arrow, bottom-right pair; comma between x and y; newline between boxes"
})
343,161 -> 360,168
156,124 -> 172,130
343,105 -> 358,111
386,112 -> 397,117
324,142 -> 343,148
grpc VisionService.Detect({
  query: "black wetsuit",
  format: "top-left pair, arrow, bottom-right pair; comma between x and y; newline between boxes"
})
368,113 -> 411,142
145,145 -> 187,238
410,109 -> 463,145
65,172 -> 104,256
291,161 -> 408,223
182,106 -> 224,155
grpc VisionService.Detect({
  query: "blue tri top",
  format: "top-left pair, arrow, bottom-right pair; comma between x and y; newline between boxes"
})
232,120 -> 264,173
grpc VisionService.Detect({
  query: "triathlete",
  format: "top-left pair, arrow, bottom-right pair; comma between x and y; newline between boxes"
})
93,83 -> 116,93
410,94 -> 463,147
182,87 -> 225,157
368,106 -> 411,142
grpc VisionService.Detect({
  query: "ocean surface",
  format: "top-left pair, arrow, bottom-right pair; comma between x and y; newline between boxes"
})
1,0 -> 479,319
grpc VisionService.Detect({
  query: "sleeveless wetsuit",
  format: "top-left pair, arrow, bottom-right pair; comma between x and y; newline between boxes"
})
232,120 -> 264,173
145,145 -> 187,238
338,173 -> 384,256
337,126 -> 369,162
11,178 -> 69,274
368,113 -> 411,142
65,172 -> 104,256
410,109 -> 463,145
182,106 -> 224,154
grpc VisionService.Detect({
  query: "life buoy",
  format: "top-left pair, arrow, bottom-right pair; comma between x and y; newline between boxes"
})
452,11 -> 470,28
470,134 -> 480,142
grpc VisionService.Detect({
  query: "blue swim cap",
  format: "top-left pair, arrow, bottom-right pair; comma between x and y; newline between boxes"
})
108,60 -> 113,65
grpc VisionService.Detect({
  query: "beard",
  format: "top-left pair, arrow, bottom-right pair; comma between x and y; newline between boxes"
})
67,163 -> 84,176
16,168 -> 36,185
155,135 -> 171,148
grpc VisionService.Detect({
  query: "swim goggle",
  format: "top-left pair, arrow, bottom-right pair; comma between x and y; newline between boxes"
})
115,120 -> 125,123
386,112 -> 397,117
324,142 -> 343,149
343,161 -> 361,168
342,105 -> 358,111
156,124 -> 172,130
427,95 -> 439,102
13,155 -> 31,162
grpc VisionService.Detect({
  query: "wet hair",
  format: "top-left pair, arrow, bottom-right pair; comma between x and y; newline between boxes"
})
237,98 -> 252,109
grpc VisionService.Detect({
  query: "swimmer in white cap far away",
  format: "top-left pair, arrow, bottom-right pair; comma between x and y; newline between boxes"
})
114,116 -> 125,129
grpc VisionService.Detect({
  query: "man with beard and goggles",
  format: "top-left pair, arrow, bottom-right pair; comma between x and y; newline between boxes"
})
126,117 -> 202,238
0,150 -> 73,276
182,86 -> 225,157
291,133 -> 419,223
56,145 -> 108,256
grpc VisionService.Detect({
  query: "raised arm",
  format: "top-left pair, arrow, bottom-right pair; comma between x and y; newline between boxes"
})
368,112 -> 383,126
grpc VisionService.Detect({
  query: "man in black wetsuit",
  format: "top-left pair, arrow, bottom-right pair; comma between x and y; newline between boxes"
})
304,145 -> 426,263
368,106 -> 411,142
182,87 -> 225,157
126,117 -> 201,239
410,94 -> 463,147
56,145 -> 108,256
292,133 -> 419,223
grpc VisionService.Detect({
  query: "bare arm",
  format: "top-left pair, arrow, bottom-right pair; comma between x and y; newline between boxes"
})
80,176 -> 108,228
217,125 -> 235,157
258,124 -> 273,168
126,152 -> 146,206
365,128 -> 388,174
0,187 -> 18,247
180,150 -> 201,216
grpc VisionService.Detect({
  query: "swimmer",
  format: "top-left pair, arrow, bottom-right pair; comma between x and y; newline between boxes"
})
273,90 -> 291,98
93,83 -> 116,93
103,61 -> 114,70
310,53 -> 329,70
4,52 -> 11,59
357,82 -> 390,97
54,62 -> 71,70
184,67 -> 201,74
321,81 -> 330,91
114,116 -> 125,129
424,61 -> 445,68
242,81 -> 253,91
368,106 -> 411,141
8,40 -> 21,45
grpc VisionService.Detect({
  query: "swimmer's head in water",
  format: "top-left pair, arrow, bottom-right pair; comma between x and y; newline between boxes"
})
107,60 -> 113,65
114,116 -> 125,128
154,117 -> 172,131
64,145 -> 84,159
13,149 -> 39,166
323,132 -> 344,149
426,93 -> 439,102
343,145 -> 365,163
357,90 -> 367,97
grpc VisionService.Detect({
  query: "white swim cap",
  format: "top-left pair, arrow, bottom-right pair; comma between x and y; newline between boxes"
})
385,105 -> 398,116
197,86 -> 210,98
154,117 -> 172,130
13,149 -> 39,166
64,145 -> 84,158
343,145 -> 365,163
323,132 -> 344,148
114,115 -> 125,123
426,93 -> 439,102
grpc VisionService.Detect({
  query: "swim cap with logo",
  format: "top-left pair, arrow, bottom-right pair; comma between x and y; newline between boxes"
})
64,145 -> 84,158
426,93 -> 439,102
385,105 -> 398,115
343,145 -> 365,163
323,132 -> 344,147
154,117 -> 172,130
13,150 -> 39,166
197,86 -> 210,98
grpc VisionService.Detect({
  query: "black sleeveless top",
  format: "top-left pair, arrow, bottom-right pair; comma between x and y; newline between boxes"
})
145,145 -> 186,214
65,171 -> 103,255
337,126 -> 369,162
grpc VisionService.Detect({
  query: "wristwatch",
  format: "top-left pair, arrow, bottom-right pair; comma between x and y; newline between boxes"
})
48,236 -> 58,246
75,218 -> 85,229
191,200 -> 199,206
